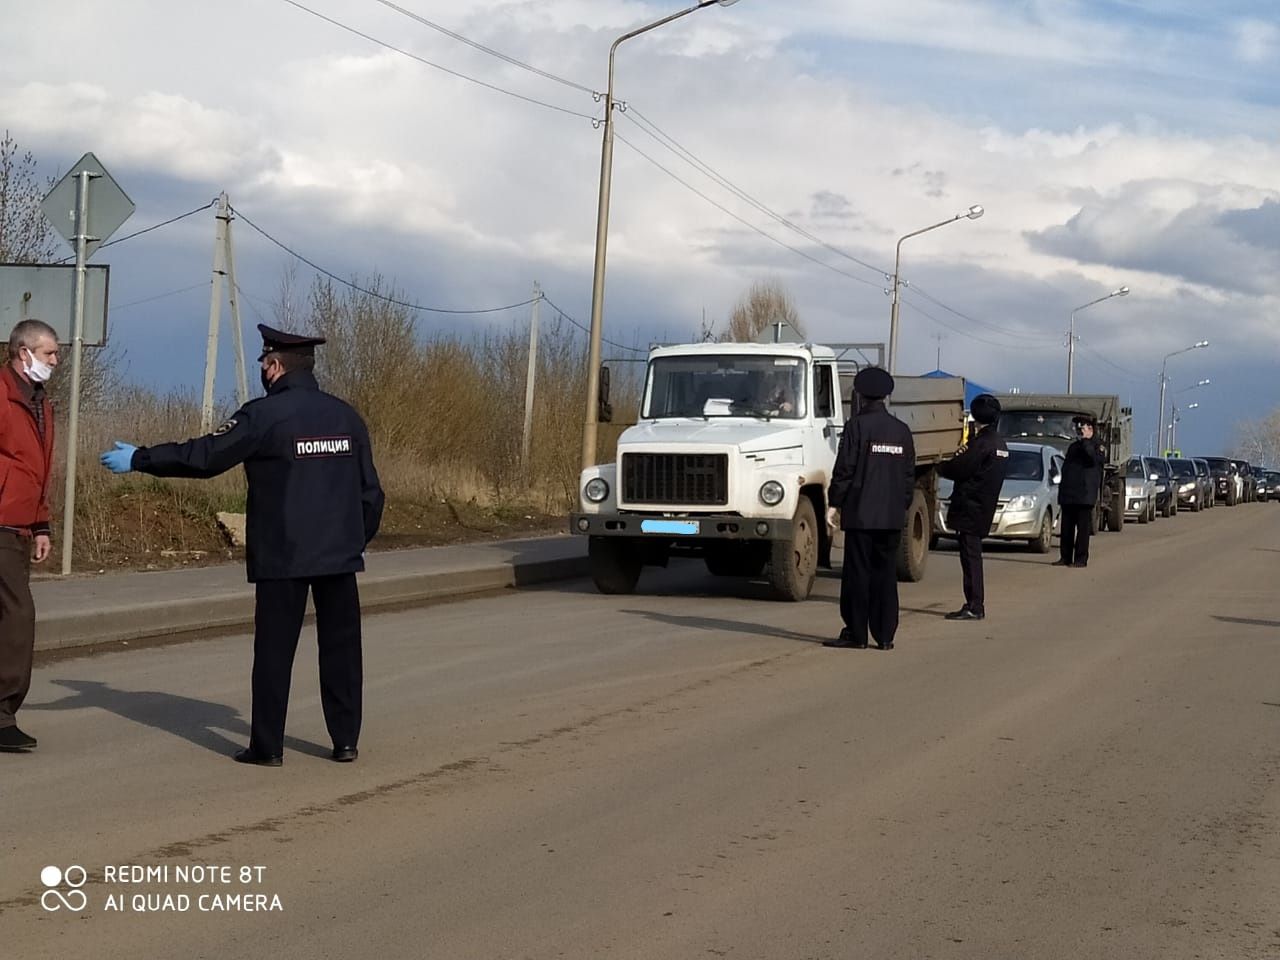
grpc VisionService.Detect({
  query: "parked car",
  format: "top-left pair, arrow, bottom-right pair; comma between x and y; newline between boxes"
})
1229,459 -> 1257,502
1257,470 -> 1280,502
1123,456 -> 1157,523
1192,459 -> 1216,509
1168,458 -> 1208,512
1149,457 -> 1179,517
935,442 -> 1062,552
1204,457 -> 1243,506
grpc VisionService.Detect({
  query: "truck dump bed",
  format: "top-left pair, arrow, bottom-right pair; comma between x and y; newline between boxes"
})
839,373 -> 966,465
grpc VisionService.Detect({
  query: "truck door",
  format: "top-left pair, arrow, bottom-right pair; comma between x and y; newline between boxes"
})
814,363 -> 840,457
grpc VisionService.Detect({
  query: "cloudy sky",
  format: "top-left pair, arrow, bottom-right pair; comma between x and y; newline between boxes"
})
3,0 -> 1278,456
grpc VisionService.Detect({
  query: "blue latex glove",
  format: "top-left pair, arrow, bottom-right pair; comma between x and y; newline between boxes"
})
100,441 -> 138,474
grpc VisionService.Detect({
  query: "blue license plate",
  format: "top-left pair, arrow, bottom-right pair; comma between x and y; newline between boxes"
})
640,519 -> 700,535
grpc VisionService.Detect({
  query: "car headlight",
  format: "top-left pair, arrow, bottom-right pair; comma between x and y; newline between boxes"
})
1007,495 -> 1036,512
1179,482 -> 1195,492
584,477 -> 609,503
759,480 -> 785,506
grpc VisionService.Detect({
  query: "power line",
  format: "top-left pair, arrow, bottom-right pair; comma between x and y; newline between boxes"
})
368,0 -> 597,95
903,283 -> 1061,343
112,281 -> 210,311
539,293 -> 647,354
56,199 -> 219,264
277,0 -> 599,122
1075,341 -> 1148,384
899,299 -> 1050,353
230,205 -> 540,315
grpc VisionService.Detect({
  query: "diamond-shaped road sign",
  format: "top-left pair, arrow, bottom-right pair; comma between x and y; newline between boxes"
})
40,152 -> 135,260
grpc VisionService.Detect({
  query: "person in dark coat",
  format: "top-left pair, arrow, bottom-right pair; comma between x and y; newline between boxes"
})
824,367 -> 915,650
100,325 -> 385,767
1053,415 -> 1107,568
937,393 -> 1009,621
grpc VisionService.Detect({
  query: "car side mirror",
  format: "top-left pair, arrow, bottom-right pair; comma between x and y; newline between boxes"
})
1149,473 -> 1159,481
1052,474 -> 1061,485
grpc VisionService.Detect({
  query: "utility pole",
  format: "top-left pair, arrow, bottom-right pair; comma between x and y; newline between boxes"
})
223,203 -> 250,406
521,282 -> 541,471
59,170 -> 95,576
201,193 -> 230,433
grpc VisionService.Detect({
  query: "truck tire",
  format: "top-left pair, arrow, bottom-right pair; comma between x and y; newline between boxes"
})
1106,489 -> 1124,531
705,544 -> 768,578
896,489 -> 929,582
768,497 -> 818,601
588,536 -> 642,595
1029,510 -> 1053,553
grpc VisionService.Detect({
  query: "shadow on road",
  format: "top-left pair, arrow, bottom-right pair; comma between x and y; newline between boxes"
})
1212,616 -> 1280,629
26,679 -> 330,759
618,609 -> 828,645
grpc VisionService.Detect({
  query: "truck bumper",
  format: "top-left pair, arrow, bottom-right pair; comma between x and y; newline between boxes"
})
570,512 -> 793,542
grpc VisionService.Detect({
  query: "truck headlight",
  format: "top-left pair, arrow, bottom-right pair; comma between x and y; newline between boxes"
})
759,481 -> 785,506
1008,495 -> 1036,512
584,478 -> 609,503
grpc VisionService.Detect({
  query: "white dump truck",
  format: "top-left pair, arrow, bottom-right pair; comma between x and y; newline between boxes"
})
570,340 -> 965,600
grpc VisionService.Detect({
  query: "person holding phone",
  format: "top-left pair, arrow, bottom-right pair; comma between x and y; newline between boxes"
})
1054,415 -> 1107,568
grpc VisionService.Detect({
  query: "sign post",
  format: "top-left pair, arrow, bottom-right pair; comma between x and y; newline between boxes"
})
40,152 -> 134,575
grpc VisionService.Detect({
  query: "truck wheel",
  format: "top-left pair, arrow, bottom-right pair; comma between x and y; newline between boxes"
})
1106,491 -> 1124,532
768,498 -> 818,601
705,544 -> 768,578
588,536 -> 642,595
1029,510 -> 1053,553
896,489 -> 929,582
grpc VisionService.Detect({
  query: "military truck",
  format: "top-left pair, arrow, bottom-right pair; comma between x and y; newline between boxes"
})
995,394 -> 1133,533
570,341 -> 965,601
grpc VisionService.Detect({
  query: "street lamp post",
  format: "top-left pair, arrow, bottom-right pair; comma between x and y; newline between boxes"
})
1157,341 -> 1209,453
887,204 -> 984,375
580,0 -> 741,472
1066,285 -> 1129,393
1167,379 -> 1209,453
1170,402 -> 1199,451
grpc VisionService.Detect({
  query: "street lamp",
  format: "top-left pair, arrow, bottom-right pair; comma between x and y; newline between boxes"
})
1157,340 -> 1209,453
1065,285 -> 1129,393
1167,379 -> 1209,453
886,204 -> 984,375
1170,402 -> 1199,451
580,0 -> 741,471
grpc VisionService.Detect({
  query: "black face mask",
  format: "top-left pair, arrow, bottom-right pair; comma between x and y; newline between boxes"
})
261,368 -> 273,393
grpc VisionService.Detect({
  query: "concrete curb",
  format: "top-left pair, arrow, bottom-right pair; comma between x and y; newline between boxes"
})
34,544 -> 590,654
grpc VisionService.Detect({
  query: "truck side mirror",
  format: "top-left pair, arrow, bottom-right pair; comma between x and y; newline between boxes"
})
598,365 -> 613,423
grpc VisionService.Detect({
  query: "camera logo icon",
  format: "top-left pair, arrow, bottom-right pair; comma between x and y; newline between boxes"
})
40,865 -> 88,912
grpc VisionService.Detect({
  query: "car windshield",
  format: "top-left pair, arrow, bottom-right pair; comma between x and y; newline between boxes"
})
1168,459 -> 1196,478
1151,460 -> 1170,477
997,412 -> 1080,442
1125,460 -> 1146,479
1205,458 -> 1234,475
643,355 -> 807,420
1230,460 -> 1250,474
1193,461 -> 1209,477
1004,449 -> 1044,481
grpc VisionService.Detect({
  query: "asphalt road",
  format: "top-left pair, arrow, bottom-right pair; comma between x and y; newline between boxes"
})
4,502 -> 1279,959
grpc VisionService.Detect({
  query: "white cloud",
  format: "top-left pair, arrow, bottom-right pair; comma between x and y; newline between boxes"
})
1233,18 -> 1279,64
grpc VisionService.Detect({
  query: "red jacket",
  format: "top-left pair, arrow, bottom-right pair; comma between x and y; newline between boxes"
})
0,366 -> 55,534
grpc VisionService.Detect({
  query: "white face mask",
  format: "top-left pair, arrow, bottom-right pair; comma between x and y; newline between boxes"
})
22,349 -> 54,383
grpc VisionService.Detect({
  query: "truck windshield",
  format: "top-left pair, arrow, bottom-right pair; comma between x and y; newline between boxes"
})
643,355 -> 807,420
997,411 -> 1080,442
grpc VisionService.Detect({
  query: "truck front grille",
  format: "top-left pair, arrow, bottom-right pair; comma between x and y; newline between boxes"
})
622,453 -> 728,506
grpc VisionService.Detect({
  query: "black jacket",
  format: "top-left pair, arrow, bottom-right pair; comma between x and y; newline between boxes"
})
937,424 -> 1009,534
1058,436 -> 1107,506
133,371 -> 385,582
828,401 -> 916,531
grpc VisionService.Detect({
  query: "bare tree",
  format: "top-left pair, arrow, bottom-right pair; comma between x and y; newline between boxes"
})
721,280 -> 804,343
0,131 -> 58,263
1234,410 -> 1280,468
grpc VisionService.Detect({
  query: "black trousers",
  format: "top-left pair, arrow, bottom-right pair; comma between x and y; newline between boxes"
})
840,529 -> 901,647
250,573 -> 362,757
1060,504 -> 1092,565
956,532 -> 985,615
0,532 -> 35,729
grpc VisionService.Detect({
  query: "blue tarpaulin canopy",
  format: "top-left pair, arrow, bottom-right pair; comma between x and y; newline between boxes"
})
922,368 -> 997,410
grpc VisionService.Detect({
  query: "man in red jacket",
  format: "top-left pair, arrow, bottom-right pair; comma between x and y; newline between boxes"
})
0,319 -> 58,752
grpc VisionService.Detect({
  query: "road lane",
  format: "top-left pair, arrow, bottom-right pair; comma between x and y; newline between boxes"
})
4,503 -> 1278,958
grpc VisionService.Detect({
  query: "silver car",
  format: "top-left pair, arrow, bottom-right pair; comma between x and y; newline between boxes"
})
935,442 -> 1063,553
1123,456 -> 1158,523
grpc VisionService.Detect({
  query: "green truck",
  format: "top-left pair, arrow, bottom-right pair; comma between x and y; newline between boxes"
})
995,394 -> 1134,533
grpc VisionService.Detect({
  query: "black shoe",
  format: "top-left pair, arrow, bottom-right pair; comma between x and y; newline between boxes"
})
233,748 -> 282,767
1051,559 -> 1071,567
1071,561 -> 1088,568
0,725 -> 37,751
876,641 -> 895,651
945,608 -> 984,621
331,746 -> 359,763
824,628 -> 868,649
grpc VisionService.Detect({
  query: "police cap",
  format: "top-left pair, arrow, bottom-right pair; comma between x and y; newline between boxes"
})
971,393 -> 1001,424
853,366 -> 894,400
257,323 -> 326,361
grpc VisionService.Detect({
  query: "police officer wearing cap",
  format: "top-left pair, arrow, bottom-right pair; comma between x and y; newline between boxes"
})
1054,415 -> 1106,568
99,324 -> 384,767
824,367 -> 915,650
937,394 -> 1009,621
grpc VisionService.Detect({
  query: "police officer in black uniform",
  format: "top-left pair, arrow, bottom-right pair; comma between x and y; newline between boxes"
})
824,367 -> 915,650
100,324 -> 384,767
1053,415 -> 1106,568
937,393 -> 1008,621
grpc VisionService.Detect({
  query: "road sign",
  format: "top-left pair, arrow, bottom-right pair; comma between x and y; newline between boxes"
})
0,264 -> 109,345
40,152 -> 135,259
